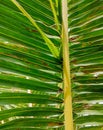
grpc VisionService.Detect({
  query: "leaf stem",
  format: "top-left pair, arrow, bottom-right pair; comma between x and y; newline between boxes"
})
62,0 -> 74,130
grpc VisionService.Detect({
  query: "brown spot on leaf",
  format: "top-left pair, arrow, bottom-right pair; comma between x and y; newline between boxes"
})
42,61 -> 48,67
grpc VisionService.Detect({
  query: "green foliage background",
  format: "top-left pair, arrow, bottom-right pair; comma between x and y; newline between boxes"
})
0,0 -> 103,129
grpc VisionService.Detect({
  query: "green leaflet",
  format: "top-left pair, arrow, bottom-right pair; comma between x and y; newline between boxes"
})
0,107 -> 63,120
0,118 -> 63,129
0,92 -> 63,105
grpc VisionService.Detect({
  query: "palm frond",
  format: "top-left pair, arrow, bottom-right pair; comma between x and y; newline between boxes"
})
0,0 -> 103,129
0,0 -> 63,129
69,0 -> 103,129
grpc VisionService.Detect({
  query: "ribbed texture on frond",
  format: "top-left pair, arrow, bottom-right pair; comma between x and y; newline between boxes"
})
69,0 -> 103,129
0,0 -> 64,129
